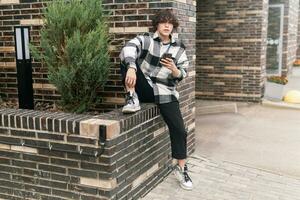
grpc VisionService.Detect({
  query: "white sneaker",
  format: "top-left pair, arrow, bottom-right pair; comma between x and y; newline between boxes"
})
122,92 -> 141,113
174,164 -> 193,190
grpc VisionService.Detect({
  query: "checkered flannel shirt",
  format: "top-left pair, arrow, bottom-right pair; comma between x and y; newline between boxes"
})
119,31 -> 189,104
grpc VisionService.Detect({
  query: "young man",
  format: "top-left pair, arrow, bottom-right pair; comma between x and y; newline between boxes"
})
119,10 -> 193,190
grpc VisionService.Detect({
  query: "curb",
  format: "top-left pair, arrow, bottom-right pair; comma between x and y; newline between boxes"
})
196,102 -> 238,115
262,99 -> 300,110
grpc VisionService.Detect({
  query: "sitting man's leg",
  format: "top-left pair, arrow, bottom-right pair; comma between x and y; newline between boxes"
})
158,101 -> 193,190
120,63 -> 154,113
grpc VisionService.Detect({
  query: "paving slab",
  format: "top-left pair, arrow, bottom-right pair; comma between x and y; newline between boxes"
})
141,101 -> 300,200
141,155 -> 300,200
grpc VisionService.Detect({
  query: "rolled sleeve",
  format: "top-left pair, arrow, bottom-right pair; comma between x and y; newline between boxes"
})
174,51 -> 188,82
119,36 -> 143,70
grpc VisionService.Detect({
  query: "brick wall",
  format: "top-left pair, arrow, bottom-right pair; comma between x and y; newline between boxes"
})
0,0 -> 196,199
0,0 -> 46,104
0,104 -> 196,199
270,0 -> 299,75
0,0 -> 195,156
196,0 -> 268,102
0,0 -> 196,114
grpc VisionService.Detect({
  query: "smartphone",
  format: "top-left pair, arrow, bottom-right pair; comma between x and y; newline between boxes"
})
161,53 -> 172,60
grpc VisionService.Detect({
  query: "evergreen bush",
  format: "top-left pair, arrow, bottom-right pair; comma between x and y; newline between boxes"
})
31,0 -> 110,113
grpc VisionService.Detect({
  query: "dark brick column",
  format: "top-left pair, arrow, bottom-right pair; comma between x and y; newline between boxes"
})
196,0 -> 268,102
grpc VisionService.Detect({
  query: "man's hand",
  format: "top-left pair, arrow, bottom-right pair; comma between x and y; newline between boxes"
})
160,58 -> 181,77
125,68 -> 136,88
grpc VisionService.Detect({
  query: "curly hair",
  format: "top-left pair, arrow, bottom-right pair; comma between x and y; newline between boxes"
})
152,10 -> 179,31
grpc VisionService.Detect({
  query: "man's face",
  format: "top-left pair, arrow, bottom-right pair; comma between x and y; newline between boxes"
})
157,22 -> 173,37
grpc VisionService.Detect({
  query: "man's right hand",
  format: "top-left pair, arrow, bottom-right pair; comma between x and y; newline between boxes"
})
125,68 -> 137,88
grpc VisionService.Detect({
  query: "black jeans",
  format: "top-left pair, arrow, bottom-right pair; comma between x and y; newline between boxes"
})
121,63 -> 187,159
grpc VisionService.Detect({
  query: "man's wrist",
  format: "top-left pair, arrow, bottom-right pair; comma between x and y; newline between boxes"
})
128,65 -> 137,72
172,69 -> 181,77
128,67 -> 136,72
127,62 -> 137,71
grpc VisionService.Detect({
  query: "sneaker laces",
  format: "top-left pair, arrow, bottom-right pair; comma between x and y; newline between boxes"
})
183,165 -> 192,182
183,171 -> 192,183
126,93 -> 135,105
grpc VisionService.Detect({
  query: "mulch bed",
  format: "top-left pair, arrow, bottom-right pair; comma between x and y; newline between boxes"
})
0,98 -> 62,112
0,98 -> 102,115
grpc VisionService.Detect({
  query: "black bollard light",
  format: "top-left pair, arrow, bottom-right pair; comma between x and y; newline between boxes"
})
14,26 -> 34,109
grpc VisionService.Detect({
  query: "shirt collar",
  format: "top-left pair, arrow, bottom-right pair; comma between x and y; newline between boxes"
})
153,31 -> 176,45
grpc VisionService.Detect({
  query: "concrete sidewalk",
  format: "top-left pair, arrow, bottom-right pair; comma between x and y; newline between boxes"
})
195,104 -> 300,178
142,154 -> 300,200
141,102 -> 300,200
140,68 -> 300,199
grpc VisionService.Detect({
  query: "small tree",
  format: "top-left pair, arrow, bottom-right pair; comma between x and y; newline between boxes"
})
31,0 -> 110,113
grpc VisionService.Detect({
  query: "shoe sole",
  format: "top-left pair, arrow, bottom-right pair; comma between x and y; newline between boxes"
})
180,183 -> 193,191
122,106 -> 141,114
173,169 -> 193,191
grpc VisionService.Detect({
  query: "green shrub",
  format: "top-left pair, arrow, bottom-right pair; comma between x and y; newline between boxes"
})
31,0 -> 110,113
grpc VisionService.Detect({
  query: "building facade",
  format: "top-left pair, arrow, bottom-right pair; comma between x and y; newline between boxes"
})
196,0 -> 300,102
0,0 -> 196,199
2,0 -> 300,104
